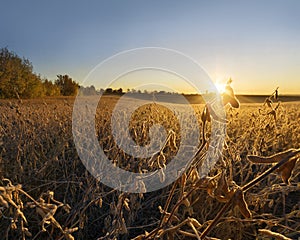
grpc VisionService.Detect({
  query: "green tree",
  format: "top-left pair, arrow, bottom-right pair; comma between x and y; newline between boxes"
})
22,74 -> 45,98
43,79 -> 61,96
0,47 -> 44,98
55,74 -> 79,96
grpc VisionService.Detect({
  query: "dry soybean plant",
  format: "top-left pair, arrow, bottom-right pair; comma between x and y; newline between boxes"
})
129,86 -> 299,240
0,85 -> 299,239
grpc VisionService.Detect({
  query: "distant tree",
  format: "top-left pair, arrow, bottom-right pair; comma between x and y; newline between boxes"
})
89,85 -> 96,94
104,88 -> 113,94
117,88 -> 123,94
43,79 -> 60,96
55,74 -> 79,96
86,85 -> 97,95
99,88 -> 104,94
0,47 -> 44,98
79,85 -> 97,95
22,74 -> 45,98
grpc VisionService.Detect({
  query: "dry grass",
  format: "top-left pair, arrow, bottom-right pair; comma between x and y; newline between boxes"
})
0,93 -> 299,239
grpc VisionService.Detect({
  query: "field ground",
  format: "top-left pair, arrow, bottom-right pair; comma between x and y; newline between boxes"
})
0,95 -> 299,240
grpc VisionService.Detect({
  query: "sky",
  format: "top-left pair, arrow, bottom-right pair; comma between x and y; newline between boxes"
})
0,0 -> 299,94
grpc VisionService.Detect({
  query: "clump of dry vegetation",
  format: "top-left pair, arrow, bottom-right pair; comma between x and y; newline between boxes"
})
0,86 -> 299,239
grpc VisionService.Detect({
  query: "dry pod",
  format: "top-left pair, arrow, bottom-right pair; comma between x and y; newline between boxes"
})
277,157 -> 298,184
23,228 -> 32,237
189,218 -> 202,228
275,88 -> 279,99
181,198 -> 191,208
157,152 -> 166,169
201,105 -> 211,123
222,80 -> 240,108
194,174 -> 219,197
0,195 -> 9,208
189,167 -> 200,182
222,93 -> 240,108
214,172 -> 234,203
258,229 -> 291,240
268,109 -> 277,121
264,98 -> 273,108
233,189 -> 252,218
123,198 -> 130,211
247,148 -> 300,164
158,168 -> 166,183
181,173 -> 187,189
169,131 -> 178,151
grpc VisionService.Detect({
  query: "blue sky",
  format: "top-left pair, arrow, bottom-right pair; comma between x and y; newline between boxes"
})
1,0 -> 299,94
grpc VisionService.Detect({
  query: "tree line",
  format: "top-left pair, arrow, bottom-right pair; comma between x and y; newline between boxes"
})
0,47 -> 79,99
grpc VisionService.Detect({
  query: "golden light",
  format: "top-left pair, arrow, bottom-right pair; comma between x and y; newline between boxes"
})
214,82 -> 226,94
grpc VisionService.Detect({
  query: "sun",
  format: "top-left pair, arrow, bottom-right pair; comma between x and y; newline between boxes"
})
214,82 -> 226,94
